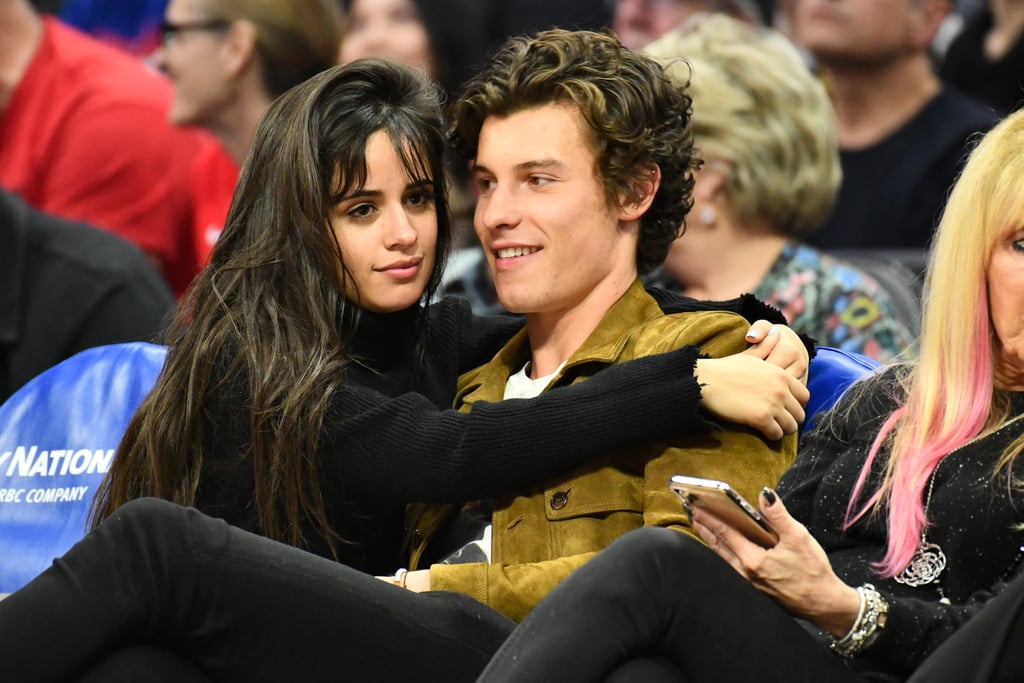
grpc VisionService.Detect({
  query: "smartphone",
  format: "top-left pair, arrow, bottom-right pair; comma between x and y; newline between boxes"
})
669,475 -> 779,548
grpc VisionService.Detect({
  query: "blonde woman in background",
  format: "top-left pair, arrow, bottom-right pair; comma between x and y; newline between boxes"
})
643,14 -> 914,361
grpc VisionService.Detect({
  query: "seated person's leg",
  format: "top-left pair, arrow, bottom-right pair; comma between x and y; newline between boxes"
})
0,498 -> 515,683
78,646 -> 212,683
606,655 -> 686,683
478,527 -> 861,682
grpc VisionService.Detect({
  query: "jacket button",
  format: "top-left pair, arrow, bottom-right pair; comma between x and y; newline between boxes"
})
550,491 -> 569,510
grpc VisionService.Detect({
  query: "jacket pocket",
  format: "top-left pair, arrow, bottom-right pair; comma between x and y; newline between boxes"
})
541,473 -> 645,557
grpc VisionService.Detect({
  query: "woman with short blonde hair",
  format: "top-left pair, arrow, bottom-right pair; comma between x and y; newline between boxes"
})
645,14 -> 914,361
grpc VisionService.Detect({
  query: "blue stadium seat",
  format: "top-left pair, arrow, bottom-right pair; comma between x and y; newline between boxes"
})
0,342 -> 167,593
804,346 -> 882,434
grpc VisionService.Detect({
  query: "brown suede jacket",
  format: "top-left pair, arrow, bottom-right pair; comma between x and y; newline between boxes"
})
406,280 -> 797,621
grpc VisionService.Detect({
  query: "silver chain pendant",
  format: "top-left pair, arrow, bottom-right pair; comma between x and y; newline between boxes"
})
894,539 -> 948,587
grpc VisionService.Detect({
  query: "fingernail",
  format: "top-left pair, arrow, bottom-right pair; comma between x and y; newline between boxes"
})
762,487 -> 777,505
745,327 -> 759,339
766,325 -> 778,336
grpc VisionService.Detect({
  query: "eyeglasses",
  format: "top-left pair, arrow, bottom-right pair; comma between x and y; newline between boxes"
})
159,18 -> 231,47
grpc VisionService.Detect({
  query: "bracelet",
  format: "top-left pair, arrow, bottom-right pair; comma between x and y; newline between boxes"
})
392,568 -> 409,589
830,583 -> 889,658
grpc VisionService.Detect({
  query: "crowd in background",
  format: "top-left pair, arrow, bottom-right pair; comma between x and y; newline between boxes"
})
0,0 -> 1019,394
3,2 -> 1024,680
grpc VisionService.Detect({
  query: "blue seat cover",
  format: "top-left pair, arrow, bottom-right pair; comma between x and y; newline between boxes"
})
0,342 -> 166,592
804,346 -> 882,434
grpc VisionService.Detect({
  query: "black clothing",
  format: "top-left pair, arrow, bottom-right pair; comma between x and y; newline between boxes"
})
941,9 -> 1024,116
785,371 -> 1024,681
474,369 -> 1024,682
808,88 -> 996,251
194,292 -> 792,571
79,646 -> 212,683
477,528 -> 864,683
0,189 -> 173,402
906,568 -> 1024,683
479,527 -> 1024,683
0,498 -> 517,682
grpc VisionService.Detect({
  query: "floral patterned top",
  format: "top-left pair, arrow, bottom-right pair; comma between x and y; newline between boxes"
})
757,242 -> 914,361
646,242 -> 914,362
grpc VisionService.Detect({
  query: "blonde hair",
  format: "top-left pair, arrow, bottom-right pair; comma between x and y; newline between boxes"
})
644,14 -> 839,236
848,109 -> 1024,576
204,0 -> 342,97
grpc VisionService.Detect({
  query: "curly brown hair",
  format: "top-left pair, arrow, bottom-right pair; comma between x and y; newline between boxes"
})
449,29 -> 697,274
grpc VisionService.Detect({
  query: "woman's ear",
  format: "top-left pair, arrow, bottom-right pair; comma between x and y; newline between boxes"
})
694,163 -> 728,204
690,163 -> 730,231
618,164 -> 662,222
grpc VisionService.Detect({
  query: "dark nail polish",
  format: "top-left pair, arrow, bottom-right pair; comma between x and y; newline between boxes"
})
762,487 -> 777,505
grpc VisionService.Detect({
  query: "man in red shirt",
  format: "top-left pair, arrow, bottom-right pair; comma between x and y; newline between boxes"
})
0,0 -> 203,296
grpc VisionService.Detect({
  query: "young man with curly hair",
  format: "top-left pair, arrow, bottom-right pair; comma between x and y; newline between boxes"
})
399,27 -> 799,622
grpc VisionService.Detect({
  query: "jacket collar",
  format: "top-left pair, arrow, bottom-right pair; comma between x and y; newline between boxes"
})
0,191 -> 29,345
456,279 -> 662,405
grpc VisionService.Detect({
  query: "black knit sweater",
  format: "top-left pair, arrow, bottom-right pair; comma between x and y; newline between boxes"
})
782,368 -> 1024,682
195,291 -> 791,573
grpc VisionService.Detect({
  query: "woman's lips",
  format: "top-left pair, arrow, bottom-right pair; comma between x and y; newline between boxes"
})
378,257 -> 422,280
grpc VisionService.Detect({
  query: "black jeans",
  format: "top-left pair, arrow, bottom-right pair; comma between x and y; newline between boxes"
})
78,646 -> 212,682
477,527 -> 865,683
0,498 -> 515,682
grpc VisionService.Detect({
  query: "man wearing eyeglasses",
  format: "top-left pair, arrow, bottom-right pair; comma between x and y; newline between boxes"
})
151,0 -> 341,271
0,0 -> 204,297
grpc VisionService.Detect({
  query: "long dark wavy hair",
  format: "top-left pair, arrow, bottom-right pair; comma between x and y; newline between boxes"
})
90,59 -> 453,557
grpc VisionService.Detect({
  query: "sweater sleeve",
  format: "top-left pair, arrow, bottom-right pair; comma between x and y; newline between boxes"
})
647,288 -> 817,358
321,344 -> 714,504
428,432 -> 700,621
779,369 -> 900,522
428,312 -> 798,620
443,289 -> 816,377
429,414 -> 793,622
860,568 -> 1024,678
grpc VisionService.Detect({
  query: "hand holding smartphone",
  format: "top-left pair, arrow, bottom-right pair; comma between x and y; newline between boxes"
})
669,475 -> 779,548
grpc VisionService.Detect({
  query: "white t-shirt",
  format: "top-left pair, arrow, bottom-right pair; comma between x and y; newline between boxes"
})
439,360 -> 567,565
503,361 -> 566,400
